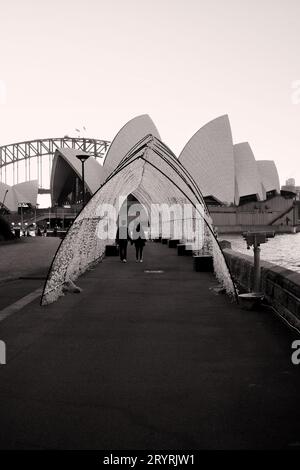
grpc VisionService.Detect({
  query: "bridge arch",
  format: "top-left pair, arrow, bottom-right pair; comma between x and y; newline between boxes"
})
0,137 -> 110,189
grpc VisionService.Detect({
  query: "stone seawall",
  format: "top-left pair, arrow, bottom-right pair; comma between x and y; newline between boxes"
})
216,225 -> 299,235
223,248 -> 300,330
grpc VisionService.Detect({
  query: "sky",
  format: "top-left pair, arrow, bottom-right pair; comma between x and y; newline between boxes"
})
1,0 -> 300,186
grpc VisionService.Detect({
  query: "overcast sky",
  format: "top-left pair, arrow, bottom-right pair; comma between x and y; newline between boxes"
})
1,0 -> 300,185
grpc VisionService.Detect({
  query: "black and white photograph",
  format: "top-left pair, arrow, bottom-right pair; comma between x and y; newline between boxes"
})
0,0 -> 300,458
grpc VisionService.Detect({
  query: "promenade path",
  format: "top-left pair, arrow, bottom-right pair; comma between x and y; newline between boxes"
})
0,241 -> 299,449
0,237 -> 60,282
0,237 -> 60,310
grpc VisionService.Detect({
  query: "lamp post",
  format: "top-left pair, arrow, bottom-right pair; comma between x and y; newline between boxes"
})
20,204 -> 24,232
76,153 -> 90,208
35,203 -> 39,227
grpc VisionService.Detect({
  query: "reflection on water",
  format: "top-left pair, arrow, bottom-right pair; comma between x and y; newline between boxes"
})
220,232 -> 300,273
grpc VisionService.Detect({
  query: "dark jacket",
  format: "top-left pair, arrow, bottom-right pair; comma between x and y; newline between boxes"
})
116,227 -> 131,245
133,223 -> 146,247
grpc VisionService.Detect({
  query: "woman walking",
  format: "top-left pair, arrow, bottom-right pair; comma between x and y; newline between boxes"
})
133,223 -> 146,262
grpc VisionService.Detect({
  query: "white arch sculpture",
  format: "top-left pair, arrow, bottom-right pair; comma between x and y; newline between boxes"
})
41,133 -> 237,305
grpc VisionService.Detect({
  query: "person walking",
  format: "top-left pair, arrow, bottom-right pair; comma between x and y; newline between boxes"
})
115,220 -> 131,263
133,222 -> 146,262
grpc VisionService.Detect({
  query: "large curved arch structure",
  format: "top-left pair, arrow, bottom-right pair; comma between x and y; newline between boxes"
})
0,137 -> 110,189
234,143 -> 264,204
178,115 -> 235,204
41,133 -> 237,306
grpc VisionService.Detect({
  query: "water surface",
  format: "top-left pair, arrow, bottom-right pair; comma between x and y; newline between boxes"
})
220,232 -> 300,273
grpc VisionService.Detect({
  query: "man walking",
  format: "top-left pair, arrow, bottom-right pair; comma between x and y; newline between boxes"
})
133,222 -> 146,262
116,219 -> 131,263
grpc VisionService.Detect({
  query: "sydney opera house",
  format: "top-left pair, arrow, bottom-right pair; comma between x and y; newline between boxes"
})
1,114 -> 281,213
47,114 -> 281,209
1,113 -> 297,238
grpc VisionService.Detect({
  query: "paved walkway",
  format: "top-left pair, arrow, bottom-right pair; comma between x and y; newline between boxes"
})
0,237 -> 60,282
0,237 -> 60,311
0,242 -> 299,449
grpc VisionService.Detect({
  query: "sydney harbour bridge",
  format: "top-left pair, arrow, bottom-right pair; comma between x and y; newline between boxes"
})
0,137 -> 110,191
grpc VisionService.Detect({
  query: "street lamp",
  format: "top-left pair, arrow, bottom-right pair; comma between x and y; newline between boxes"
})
76,153 -> 90,208
34,203 -> 39,227
19,203 -> 24,231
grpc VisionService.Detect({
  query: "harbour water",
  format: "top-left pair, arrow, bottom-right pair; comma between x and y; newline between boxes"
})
220,232 -> 300,274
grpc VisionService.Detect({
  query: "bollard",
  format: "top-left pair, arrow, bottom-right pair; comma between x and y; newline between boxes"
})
177,243 -> 193,256
105,244 -> 119,256
168,239 -> 180,248
193,255 -> 213,272
177,244 -> 186,256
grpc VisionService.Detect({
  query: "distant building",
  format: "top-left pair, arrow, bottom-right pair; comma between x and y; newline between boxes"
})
281,178 -> 300,200
286,178 -> 296,186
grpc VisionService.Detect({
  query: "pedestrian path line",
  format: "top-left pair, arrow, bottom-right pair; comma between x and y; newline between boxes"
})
0,288 -> 42,323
